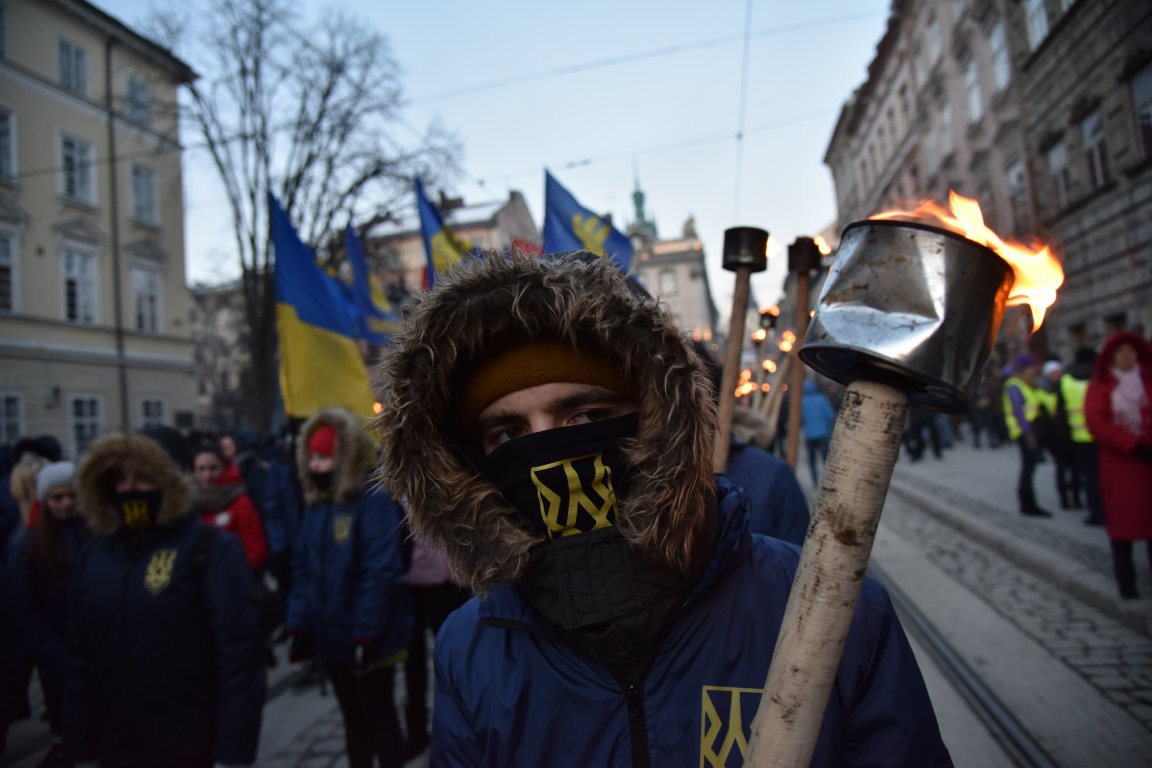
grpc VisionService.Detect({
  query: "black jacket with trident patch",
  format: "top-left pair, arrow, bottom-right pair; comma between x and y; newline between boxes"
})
63,517 -> 265,766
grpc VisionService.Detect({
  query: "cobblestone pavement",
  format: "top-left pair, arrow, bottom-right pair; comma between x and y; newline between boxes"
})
256,706 -> 346,768
882,493 -> 1152,735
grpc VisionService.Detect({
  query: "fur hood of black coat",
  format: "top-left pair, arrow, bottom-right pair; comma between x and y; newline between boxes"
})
76,433 -> 193,536
297,407 -> 375,507
373,252 -> 717,594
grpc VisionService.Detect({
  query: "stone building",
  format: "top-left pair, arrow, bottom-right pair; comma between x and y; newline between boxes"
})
1017,0 -> 1152,350
823,0 -> 1152,360
366,188 -> 540,300
0,0 -> 198,456
626,182 -> 720,347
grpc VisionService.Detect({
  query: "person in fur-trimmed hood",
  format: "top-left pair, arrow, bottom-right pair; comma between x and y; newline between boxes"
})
65,433 -> 265,768
285,407 -> 412,768
373,252 -> 950,767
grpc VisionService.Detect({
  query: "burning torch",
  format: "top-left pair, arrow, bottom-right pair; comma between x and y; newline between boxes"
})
744,192 -> 1063,767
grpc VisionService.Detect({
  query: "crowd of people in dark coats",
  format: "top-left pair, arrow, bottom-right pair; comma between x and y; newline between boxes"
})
1,314 -> 1147,765
0,415 -> 468,768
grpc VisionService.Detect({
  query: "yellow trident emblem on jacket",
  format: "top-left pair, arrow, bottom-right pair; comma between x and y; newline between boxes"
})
144,549 -> 178,595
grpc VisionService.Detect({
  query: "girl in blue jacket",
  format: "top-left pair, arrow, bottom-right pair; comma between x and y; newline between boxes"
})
286,408 -> 412,768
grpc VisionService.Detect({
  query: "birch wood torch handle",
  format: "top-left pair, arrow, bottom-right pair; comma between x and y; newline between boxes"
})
744,380 -> 909,768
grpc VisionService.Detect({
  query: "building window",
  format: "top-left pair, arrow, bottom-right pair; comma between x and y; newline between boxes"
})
1081,110 -> 1111,191
131,164 -> 157,224
927,17 -> 943,64
1007,162 -> 1030,235
990,23 -> 1010,92
940,101 -> 954,155
140,397 -> 165,428
61,135 -> 94,203
59,39 -> 87,95
965,61 -> 983,124
132,267 -> 161,333
924,118 -> 940,176
658,268 -> 678,297
899,86 -> 911,133
1133,63 -> 1152,160
70,396 -> 101,456
0,394 -> 21,444
1025,0 -> 1049,50
0,5 -> 7,58
127,76 -> 151,127
0,230 -> 14,313
63,248 -> 97,324
1046,140 -> 1070,211
0,108 -> 13,180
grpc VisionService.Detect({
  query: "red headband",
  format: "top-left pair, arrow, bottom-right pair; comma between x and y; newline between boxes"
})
307,425 -> 338,457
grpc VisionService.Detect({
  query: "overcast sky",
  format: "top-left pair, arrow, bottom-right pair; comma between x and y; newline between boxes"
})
94,0 -> 892,312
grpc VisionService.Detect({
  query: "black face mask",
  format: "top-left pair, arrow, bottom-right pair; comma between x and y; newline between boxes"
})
310,471 -> 335,492
476,414 -> 639,540
115,489 -> 164,529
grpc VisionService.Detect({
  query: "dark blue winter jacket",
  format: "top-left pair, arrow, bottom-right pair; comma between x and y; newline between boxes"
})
259,459 -> 302,558
286,487 -> 412,663
723,444 -> 810,546
64,518 -> 266,766
9,518 -> 88,673
430,477 -> 951,767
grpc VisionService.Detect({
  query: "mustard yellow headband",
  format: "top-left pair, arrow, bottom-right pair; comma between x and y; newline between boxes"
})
459,341 -> 640,429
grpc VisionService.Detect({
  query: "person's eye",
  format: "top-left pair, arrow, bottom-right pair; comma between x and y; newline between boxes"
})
488,425 -> 526,449
565,409 -> 609,426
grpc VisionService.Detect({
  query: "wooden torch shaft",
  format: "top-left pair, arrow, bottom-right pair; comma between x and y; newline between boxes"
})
713,267 -> 753,473
745,380 -> 910,768
784,270 -> 812,471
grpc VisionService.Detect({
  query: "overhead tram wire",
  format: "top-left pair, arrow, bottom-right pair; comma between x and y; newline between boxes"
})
732,0 -> 755,224
409,11 -> 884,104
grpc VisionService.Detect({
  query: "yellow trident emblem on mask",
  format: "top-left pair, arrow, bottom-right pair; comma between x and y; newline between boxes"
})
144,549 -> 178,595
530,452 -> 618,539
122,499 -> 150,528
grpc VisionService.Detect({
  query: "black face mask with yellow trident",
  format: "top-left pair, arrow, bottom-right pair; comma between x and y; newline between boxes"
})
115,489 -> 165,529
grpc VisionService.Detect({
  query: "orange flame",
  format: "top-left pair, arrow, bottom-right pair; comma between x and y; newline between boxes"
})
778,329 -> 797,353
751,328 -> 767,343
870,191 -> 1064,329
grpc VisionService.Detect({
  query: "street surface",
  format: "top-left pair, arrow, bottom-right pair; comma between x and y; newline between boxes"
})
3,436 -> 1150,767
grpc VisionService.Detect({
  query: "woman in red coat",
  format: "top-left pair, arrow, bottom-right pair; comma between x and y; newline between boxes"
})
1085,331 -> 1152,599
193,445 -> 268,571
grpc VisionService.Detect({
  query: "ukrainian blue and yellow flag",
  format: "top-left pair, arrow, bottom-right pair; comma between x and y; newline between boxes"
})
345,224 -> 397,346
271,193 -> 374,418
415,178 -> 473,289
543,170 -> 634,273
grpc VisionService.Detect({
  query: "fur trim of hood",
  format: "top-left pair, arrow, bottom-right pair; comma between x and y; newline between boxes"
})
373,252 -> 717,594
297,407 -> 374,506
76,433 -> 193,536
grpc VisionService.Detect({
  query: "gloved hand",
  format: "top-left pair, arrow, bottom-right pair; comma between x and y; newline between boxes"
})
1134,443 -> 1152,462
287,631 -> 313,664
352,638 -> 383,676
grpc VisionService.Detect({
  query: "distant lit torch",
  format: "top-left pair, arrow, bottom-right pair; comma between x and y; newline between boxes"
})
744,192 -> 1064,767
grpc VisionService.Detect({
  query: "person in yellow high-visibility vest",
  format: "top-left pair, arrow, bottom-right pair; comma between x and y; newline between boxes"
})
1002,354 -> 1052,517
1056,347 -> 1103,525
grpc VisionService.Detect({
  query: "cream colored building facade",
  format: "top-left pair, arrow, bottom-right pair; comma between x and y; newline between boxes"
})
0,0 -> 198,457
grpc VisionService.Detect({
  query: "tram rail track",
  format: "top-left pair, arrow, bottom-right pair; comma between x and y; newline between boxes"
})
873,561 -> 1059,768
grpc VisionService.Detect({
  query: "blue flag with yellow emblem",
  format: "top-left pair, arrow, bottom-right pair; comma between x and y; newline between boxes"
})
543,170 -> 634,273
415,178 -> 474,289
271,193 -> 374,418
345,224 -> 397,346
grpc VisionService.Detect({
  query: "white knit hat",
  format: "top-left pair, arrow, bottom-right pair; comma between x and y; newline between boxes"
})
36,461 -> 76,503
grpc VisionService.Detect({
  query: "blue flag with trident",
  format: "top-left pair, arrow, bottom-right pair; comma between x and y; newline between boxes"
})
543,170 -> 634,273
